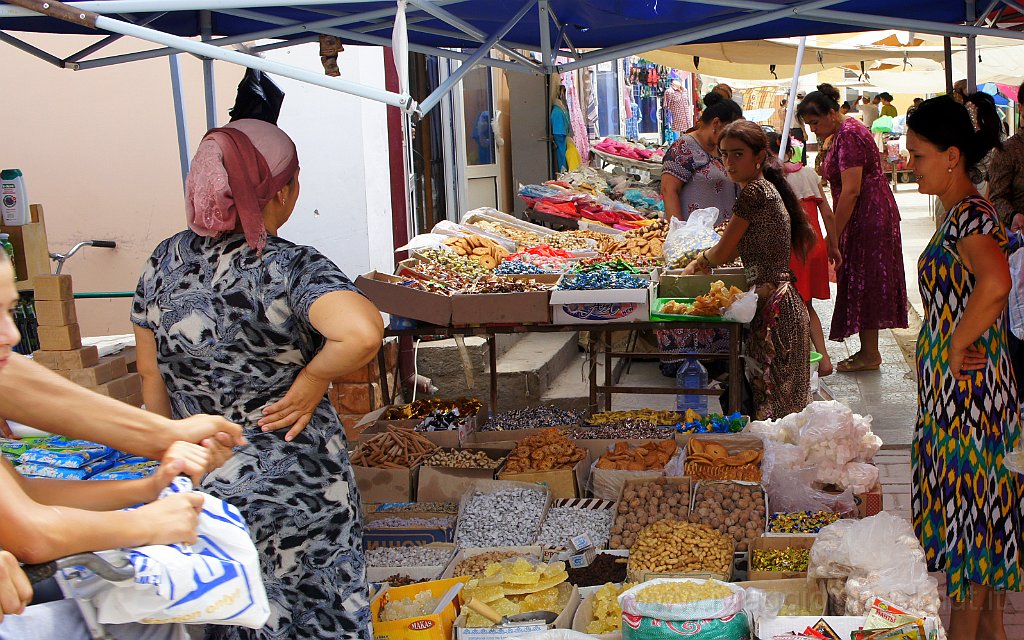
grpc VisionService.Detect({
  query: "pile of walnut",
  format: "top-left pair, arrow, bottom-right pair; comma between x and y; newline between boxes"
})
610,478 -> 689,549
596,440 -> 677,471
444,234 -> 510,270
685,439 -> 763,482
503,428 -> 586,473
350,427 -> 438,468
599,219 -> 668,257
688,481 -> 767,552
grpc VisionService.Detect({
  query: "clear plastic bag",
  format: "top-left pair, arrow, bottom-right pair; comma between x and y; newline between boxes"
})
768,464 -> 856,515
663,207 -> 720,269
723,289 -> 757,323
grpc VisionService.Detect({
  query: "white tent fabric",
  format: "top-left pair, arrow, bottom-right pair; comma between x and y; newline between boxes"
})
641,39 -> 956,80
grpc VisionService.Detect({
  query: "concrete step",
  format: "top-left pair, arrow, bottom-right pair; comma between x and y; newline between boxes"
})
413,333 -> 523,404
492,332 -> 581,410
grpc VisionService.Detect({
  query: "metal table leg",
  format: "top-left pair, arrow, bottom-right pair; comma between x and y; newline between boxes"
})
488,333 -> 498,415
588,333 -> 599,413
603,330 -> 613,411
728,323 -> 742,413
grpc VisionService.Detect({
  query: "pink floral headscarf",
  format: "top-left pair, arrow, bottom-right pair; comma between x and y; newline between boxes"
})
185,119 -> 299,254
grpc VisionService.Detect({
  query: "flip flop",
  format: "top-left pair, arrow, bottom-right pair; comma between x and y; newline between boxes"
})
836,355 -> 881,373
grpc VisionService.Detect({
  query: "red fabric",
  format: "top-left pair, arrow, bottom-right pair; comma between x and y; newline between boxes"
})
789,198 -> 831,302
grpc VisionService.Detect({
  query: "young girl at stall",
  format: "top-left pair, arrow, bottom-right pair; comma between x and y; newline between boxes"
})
682,121 -> 816,419
767,132 -> 842,377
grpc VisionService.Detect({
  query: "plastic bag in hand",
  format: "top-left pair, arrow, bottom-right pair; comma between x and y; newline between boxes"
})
93,478 -> 270,629
663,207 -> 720,268
723,289 -> 757,323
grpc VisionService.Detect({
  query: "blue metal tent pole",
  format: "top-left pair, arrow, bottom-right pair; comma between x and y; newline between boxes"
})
538,0 -> 551,70
944,37 -> 954,95
200,9 -> 217,129
966,35 -> 977,92
417,0 -> 536,115
168,54 -> 190,190
778,36 -> 807,160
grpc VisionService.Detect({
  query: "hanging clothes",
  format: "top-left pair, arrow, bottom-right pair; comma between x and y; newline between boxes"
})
551,101 -> 571,172
561,71 -> 591,162
584,68 -> 600,140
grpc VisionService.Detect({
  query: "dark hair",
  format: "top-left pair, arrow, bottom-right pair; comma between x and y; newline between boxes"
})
906,93 -> 1002,178
1019,81 -> 1024,105
878,92 -> 893,102
797,83 -> 841,120
700,91 -> 743,125
841,101 -> 851,110
720,121 -> 817,260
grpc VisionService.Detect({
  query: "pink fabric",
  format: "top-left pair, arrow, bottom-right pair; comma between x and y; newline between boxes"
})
186,119 -> 299,253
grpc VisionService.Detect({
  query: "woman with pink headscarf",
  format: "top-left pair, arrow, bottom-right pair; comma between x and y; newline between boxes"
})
131,119 -> 384,640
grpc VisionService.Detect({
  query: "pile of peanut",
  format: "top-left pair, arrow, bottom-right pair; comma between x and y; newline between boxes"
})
599,219 -> 668,257
628,520 -> 733,578
609,478 -> 689,549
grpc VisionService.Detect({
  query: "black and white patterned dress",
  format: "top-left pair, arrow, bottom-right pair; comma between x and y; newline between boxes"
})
131,230 -> 370,640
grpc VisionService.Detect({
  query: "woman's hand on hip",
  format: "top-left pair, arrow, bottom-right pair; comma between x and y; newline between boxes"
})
949,343 -> 987,381
259,369 -> 331,441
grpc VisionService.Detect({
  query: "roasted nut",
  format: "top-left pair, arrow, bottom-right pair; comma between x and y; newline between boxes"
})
628,520 -> 732,577
610,478 -> 690,549
688,481 -> 766,551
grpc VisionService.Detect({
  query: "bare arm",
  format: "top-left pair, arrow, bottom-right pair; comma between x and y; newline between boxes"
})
705,215 -> 750,266
259,291 -> 385,439
0,356 -> 243,460
817,185 -> 843,269
948,234 -> 1013,380
833,165 -> 863,236
661,174 -> 685,221
133,325 -> 173,419
0,460 -> 203,564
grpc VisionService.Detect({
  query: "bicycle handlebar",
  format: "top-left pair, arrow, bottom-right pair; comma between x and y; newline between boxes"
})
24,553 -> 135,585
89,240 -> 116,249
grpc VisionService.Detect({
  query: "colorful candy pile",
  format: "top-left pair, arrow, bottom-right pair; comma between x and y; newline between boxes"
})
556,269 -> 649,291
767,511 -> 842,534
671,411 -> 747,434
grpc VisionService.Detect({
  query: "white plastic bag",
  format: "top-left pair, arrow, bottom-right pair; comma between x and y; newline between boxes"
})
663,207 -> 720,269
723,289 -> 757,323
395,233 -> 453,253
93,478 -> 270,629
619,578 -> 745,621
1009,241 -> 1023,340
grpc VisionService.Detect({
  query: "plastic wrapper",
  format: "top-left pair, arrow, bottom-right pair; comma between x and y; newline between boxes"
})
663,207 -> 720,269
395,233 -> 454,254
228,68 -> 284,125
722,289 -> 757,323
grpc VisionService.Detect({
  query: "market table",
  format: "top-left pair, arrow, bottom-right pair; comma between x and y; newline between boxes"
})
376,320 -> 743,416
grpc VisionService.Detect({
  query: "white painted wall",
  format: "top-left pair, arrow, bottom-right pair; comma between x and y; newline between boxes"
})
0,34 -> 392,336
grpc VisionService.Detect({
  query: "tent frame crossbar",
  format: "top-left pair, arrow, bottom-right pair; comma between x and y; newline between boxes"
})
2,0 -> 1024,117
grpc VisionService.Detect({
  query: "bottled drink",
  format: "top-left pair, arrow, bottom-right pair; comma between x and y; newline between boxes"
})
675,358 -> 709,415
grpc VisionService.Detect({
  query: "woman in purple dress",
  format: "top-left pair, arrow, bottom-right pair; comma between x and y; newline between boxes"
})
797,84 -> 908,371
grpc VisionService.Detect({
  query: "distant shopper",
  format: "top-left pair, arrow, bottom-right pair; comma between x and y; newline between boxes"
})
878,92 -> 898,118
906,93 -> 1021,640
661,91 -> 743,224
860,94 -> 879,131
790,91 -> 808,166
681,121 -> 816,419
797,83 -> 908,372
840,101 -> 851,116
987,79 -> 1024,397
663,79 -> 691,133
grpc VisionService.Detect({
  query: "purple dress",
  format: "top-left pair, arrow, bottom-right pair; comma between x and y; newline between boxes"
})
823,117 -> 908,340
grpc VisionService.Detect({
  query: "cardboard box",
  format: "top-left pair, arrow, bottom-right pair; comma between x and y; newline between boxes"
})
756,616 -> 866,639
453,480 -> 552,550
355,271 -> 452,326
450,290 -> 551,326
453,585 -> 580,639
549,278 -> 653,325
417,448 -> 508,503
498,452 -> 591,499
734,578 -> 827,616
57,346 -> 100,370
441,545 -> 544,579
69,356 -> 128,387
123,392 -> 144,408
363,515 -> 456,550
855,481 -> 883,518
657,273 -> 749,299
354,464 -> 420,505
371,577 -> 468,640
30,350 -> 63,369
33,299 -> 77,326
31,274 -> 73,301
89,373 -> 141,399
37,323 -> 82,351
366,563 -> 449,585
356,408 -> 482,449
540,499 -> 618,555
466,426 -> 572,446
747,535 -> 816,581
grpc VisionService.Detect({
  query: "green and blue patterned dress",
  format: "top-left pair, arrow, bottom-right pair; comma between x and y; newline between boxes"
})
912,195 -> 1023,601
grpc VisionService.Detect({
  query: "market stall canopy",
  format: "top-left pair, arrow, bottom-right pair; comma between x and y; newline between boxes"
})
2,0 -> 1024,115
640,39 -> 959,81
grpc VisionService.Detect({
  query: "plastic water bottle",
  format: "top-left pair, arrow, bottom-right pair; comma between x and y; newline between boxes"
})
675,358 -> 709,415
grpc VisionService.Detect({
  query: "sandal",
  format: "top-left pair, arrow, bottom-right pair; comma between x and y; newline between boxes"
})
836,354 -> 881,373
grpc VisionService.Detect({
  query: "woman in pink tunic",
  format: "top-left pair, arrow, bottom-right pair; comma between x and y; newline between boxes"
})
797,83 -> 908,371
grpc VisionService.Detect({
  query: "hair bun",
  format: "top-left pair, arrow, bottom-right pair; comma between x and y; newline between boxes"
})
703,91 -> 725,108
816,83 -> 841,103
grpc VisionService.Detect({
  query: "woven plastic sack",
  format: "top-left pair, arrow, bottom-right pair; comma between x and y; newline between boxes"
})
619,579 -> 745,622
621,612 -> 750,640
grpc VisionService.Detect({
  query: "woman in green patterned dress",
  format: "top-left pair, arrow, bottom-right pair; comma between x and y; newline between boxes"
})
908,94 -> 1022,640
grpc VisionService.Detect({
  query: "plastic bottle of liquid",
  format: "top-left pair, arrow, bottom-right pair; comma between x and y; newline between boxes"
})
1,169 -> 30,226
675,358 -> 709,415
